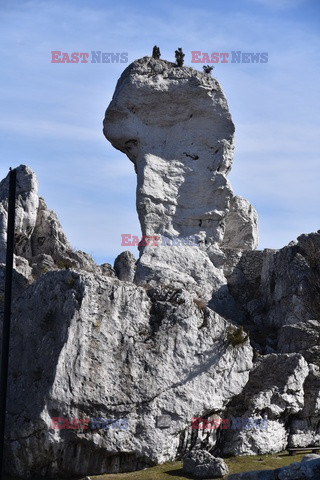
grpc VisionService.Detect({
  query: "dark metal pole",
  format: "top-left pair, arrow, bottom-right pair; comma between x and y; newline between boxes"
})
0,168 -> 16,479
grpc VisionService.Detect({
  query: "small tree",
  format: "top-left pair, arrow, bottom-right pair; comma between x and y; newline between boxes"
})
175,47 -> 185,67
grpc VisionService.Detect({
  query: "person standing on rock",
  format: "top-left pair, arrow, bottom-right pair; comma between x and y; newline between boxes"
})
175,47 -> 185,66
152,45 -> 161,59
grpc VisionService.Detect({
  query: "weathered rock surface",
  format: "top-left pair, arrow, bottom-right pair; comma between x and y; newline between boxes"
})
222,195 -> 258,250
0,164 -> 255,477
0,165 -> 39,263
211,232 -> 320,453
3,267 -> 252,477
114,250 -> 136,282
287,365 -> 320,448
183,450 -> 228,478
219,353 -> 309,456
134,244 -> 226,300
1,55 -> 320,479
103,57 -> 258,290
213,232 -> 320,354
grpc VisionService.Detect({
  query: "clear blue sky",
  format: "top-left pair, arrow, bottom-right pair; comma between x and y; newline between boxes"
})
0,0 -> 319,265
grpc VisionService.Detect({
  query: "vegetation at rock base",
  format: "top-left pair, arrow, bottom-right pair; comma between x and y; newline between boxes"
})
227,325 -> 249,347
80,451 -> 306,480
1,452 -> 307,479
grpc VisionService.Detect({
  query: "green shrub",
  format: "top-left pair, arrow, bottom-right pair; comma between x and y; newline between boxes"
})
57,260 -> 70,270
41,265 -> 48,274
227,325 -> 249,347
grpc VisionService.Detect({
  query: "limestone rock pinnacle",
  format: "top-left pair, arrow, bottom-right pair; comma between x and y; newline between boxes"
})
104,56 -> 258,252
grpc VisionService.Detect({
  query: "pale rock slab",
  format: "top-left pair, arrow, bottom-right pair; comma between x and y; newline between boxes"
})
134,244 -> 226,301
288,365 -> 320,448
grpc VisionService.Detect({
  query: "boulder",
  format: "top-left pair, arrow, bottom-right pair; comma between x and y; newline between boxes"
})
183,450 -> 228,478
114,250 -> 136,281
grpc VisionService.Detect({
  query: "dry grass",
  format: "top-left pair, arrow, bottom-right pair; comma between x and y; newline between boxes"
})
193,298 -> 206,311
83,451 -> 306,480
3,451 -> 307,480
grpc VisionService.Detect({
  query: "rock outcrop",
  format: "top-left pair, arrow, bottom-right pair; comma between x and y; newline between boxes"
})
211,233 -> 320,456
219,353 -> 309,456
0,165 -> 107,282
0,55 -> 319,479
1,168 -> 253,477
103,56 -> 258,293
114,250 -> 136,282
0,164 -> 39,264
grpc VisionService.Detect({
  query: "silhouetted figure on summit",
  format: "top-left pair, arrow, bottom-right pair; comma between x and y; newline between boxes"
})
203,65 -> 214,74
152,45 -> 161,59
175,48 -> 185,67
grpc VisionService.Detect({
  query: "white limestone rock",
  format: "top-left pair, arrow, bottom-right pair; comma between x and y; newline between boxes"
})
31,196 -> 70,259
220,353 -> 309,456
0,166 -> 98,279
0,165 -> 39,263
3,269 -> 253,477
222,195 -> 258,250
183,450 -> 228,478
2,56 -> 319,479
13,255 -> 33,280
287,366 -> 320,448
213,231 -> 320,355
103,57 -> 258,285
134,244 -> 226,301
114,250 -> 136,282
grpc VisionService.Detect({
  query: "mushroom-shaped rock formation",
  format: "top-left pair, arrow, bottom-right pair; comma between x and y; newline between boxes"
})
103,56 -> 258,253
